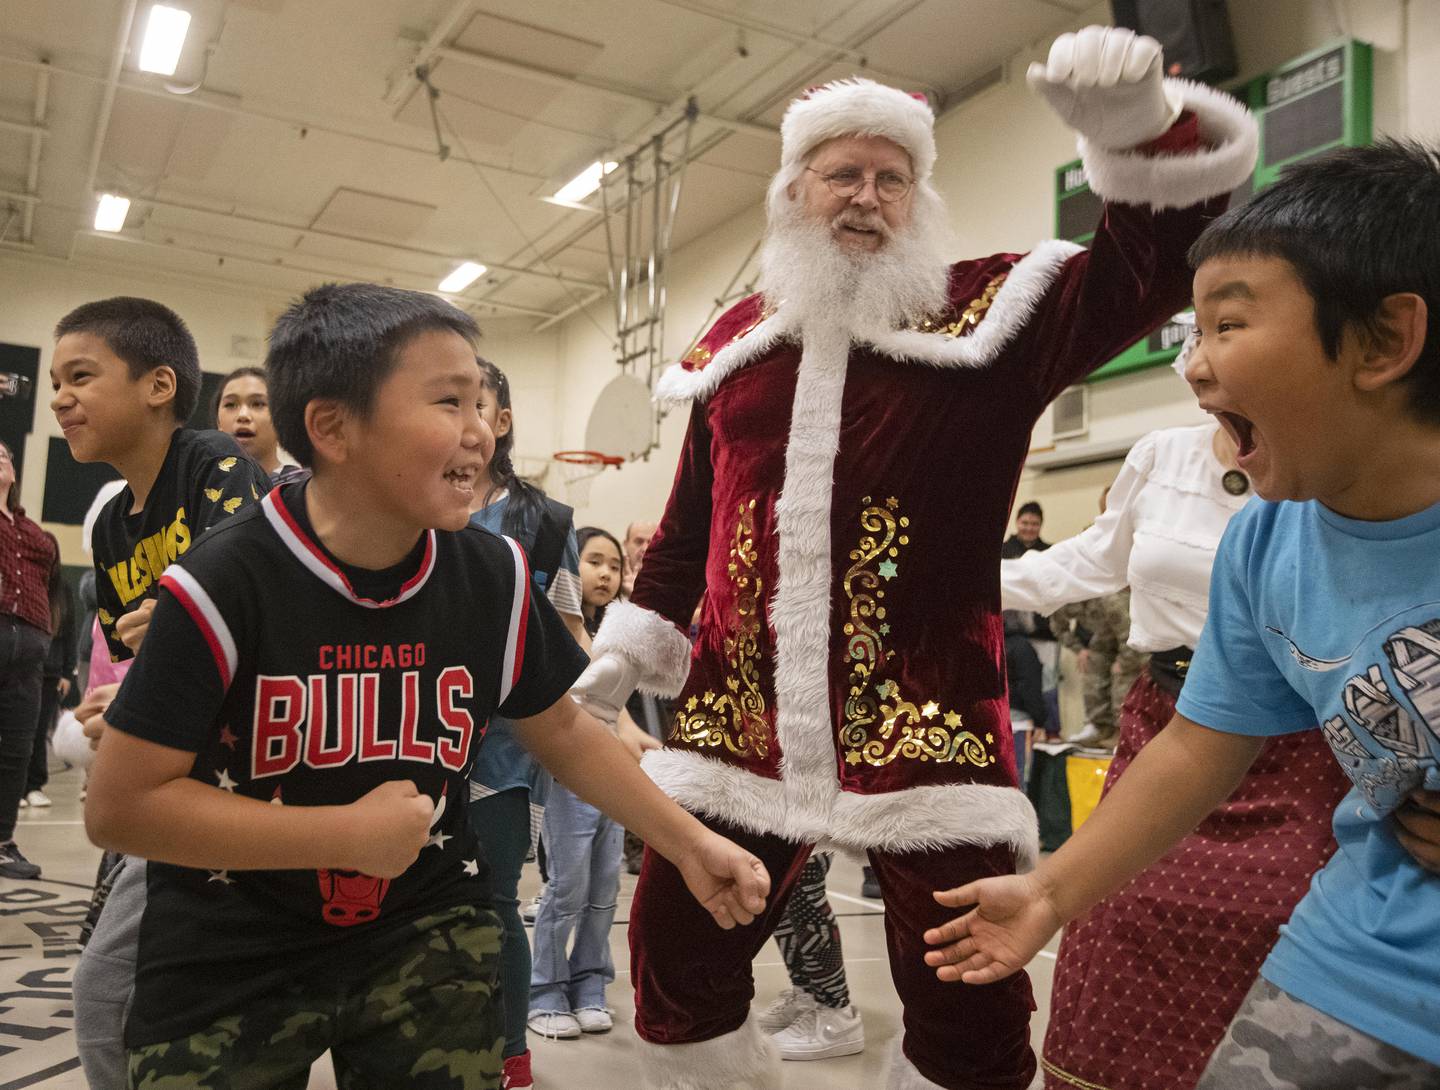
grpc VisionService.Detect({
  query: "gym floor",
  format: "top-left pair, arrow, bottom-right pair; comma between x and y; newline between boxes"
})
2,765 -> 1057,1089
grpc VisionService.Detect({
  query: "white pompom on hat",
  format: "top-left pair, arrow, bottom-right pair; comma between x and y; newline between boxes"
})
780,78 -> 937,182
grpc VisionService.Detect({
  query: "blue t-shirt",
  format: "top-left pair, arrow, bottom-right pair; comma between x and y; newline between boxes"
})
1178,497 -> 1440,1064
468,493 -> 582,794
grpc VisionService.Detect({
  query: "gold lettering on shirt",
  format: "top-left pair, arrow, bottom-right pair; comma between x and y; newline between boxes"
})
107,507 -> 191,606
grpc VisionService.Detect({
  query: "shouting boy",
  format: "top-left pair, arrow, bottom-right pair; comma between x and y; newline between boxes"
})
925,140 -> 1440,1086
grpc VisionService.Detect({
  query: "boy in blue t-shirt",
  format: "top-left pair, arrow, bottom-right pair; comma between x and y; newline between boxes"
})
920,140 -> 1440,1085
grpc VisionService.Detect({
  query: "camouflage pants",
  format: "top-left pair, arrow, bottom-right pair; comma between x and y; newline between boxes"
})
128,904 -> 504,1090
1196,978 -> 1438,1089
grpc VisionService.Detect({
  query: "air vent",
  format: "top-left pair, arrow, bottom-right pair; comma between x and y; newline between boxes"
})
1050,384 -> 1089,440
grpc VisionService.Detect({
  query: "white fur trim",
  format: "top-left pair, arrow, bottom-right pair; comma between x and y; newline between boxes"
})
1080,78 -> 1258,211
643,748 -> 1038,865
782,78 -> 936,181
655,309 -> 797,408
771,322 -> 853,842
591,600 -> 693,697
863,241 -> 1083,369
634,1017 -> 780,1090
654,242 -> 1083,407
886,1038 -> 950,1090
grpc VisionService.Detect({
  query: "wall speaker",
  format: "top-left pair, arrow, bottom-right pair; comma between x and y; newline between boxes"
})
1111,0 -> 1238,85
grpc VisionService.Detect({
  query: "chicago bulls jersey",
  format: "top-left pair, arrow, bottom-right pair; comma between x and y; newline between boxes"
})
107,479 -> 588,1045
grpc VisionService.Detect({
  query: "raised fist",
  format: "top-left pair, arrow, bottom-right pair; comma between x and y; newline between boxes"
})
1028,25 -> 1184,149
343,780 -> 435,879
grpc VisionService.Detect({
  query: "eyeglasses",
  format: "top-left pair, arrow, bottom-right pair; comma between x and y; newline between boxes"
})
806,167 -> 915,203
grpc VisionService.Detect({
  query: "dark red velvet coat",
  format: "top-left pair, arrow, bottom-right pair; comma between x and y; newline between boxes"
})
593,88 -> 1257,865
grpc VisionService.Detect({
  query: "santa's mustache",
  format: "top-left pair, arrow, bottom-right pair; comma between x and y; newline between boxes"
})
833,211 -> 890,238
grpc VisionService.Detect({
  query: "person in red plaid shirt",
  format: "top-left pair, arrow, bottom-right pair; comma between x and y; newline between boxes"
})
0,437 -> 59,879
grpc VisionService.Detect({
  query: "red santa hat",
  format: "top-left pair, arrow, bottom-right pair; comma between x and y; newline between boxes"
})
780,78 -> 936,182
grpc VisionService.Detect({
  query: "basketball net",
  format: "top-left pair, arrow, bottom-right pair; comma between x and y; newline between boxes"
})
553,451 -> 622,508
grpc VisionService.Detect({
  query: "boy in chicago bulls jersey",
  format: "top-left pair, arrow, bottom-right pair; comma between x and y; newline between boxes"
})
83,284 -> 770,1089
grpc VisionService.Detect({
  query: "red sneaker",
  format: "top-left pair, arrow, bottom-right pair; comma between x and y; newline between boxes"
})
502,1050 -> 534,1089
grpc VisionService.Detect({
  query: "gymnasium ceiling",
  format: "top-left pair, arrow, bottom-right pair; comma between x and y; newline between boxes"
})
0,0 -> 1095,327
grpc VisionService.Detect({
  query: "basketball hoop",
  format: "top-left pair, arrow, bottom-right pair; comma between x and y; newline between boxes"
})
553,450 -> 623,507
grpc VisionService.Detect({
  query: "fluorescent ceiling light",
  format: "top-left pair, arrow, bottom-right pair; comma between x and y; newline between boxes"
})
138,5 -> 192,76
553,161 -> 617,205
94,194 -> 131,233
438,261 -> 486,294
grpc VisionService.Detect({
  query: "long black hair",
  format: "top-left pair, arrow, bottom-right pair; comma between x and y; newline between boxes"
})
475,356 -> 547,541
575,525 -> 625,636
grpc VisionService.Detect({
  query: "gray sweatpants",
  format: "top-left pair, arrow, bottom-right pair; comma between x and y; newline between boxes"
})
73,856 -> 146,1090
1197,977 -> 1439,1090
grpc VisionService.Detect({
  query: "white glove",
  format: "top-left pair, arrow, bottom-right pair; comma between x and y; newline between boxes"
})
1028,26 -> 1184,149
571,651 -> 639,728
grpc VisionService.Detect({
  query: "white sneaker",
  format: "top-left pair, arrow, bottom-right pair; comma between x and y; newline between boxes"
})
1070,721 -> 1104,746
771,1004 -> 865,1061
25,790 -> 52,808
521,894 -> 542,924
574,1006 -> 613,1034
527,1011 -> 581,1040
757,987 -> 816,1033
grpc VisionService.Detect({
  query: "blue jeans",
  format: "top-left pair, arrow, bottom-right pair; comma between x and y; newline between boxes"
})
528,782 -> 622,1013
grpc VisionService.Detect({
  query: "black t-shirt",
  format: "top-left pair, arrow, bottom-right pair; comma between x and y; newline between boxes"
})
107,479 -> 589,1045
91,428 -> 270,661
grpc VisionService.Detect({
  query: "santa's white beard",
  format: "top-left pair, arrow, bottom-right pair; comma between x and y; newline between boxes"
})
757,197 -> 951,335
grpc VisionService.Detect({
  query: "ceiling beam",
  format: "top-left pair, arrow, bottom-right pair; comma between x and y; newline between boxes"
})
382,0 -> 476,110
23,63 -> 50,241
0,116 -> 46,136
76,229 -> 562,318
0,51 -> 553,183
134,193 -> 607,289
435,46 -> 780,144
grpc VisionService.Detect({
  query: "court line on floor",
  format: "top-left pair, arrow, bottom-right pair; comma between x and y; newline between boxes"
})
12,819 -> 85,826
827,890 -> 885,912
0,1056 -> 82,1090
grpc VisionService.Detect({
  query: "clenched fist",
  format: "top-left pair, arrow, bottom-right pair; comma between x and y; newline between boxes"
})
342,780 -> 435,879
1028,25 -> 1184,149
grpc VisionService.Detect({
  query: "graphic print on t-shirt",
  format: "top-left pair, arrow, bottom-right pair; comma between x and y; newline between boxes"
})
1266,608 -> 1440,816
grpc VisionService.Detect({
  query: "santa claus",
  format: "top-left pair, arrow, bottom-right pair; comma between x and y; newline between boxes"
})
576,25 -> 1257,1090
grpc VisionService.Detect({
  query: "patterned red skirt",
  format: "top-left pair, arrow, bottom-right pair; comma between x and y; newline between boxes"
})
1041,671 -> 1350,1090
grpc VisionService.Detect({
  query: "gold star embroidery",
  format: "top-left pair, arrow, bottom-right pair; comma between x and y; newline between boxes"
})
223,496 -> 244,514
920,700 -> 940,719
885,496 -> 900,510
205,487 -> 222,502
218,457 -> 237,472
845,751 -> 862,765
944,711 -> 963,728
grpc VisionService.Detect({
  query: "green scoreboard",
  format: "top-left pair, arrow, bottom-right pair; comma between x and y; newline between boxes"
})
1054,38 -> 1373,383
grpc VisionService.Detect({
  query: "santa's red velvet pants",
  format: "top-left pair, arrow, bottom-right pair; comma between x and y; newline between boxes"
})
629,815 -> 1036,1090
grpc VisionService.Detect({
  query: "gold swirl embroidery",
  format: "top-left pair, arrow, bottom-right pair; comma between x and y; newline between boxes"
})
910,272 -> 1008,338
670,500 -> 769,757
838,497 -> 995,769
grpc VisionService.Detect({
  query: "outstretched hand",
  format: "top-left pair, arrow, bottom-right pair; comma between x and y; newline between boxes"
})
676,832 -> 770,930
924,874 -> 1063,984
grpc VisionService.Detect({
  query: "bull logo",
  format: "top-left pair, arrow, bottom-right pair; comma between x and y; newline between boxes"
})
316,869 -> 390,927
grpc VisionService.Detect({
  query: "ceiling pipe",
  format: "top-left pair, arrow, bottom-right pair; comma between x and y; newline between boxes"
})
22,62 -> 50,241
82,0 -> 139,225
0,189 -> 41,205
